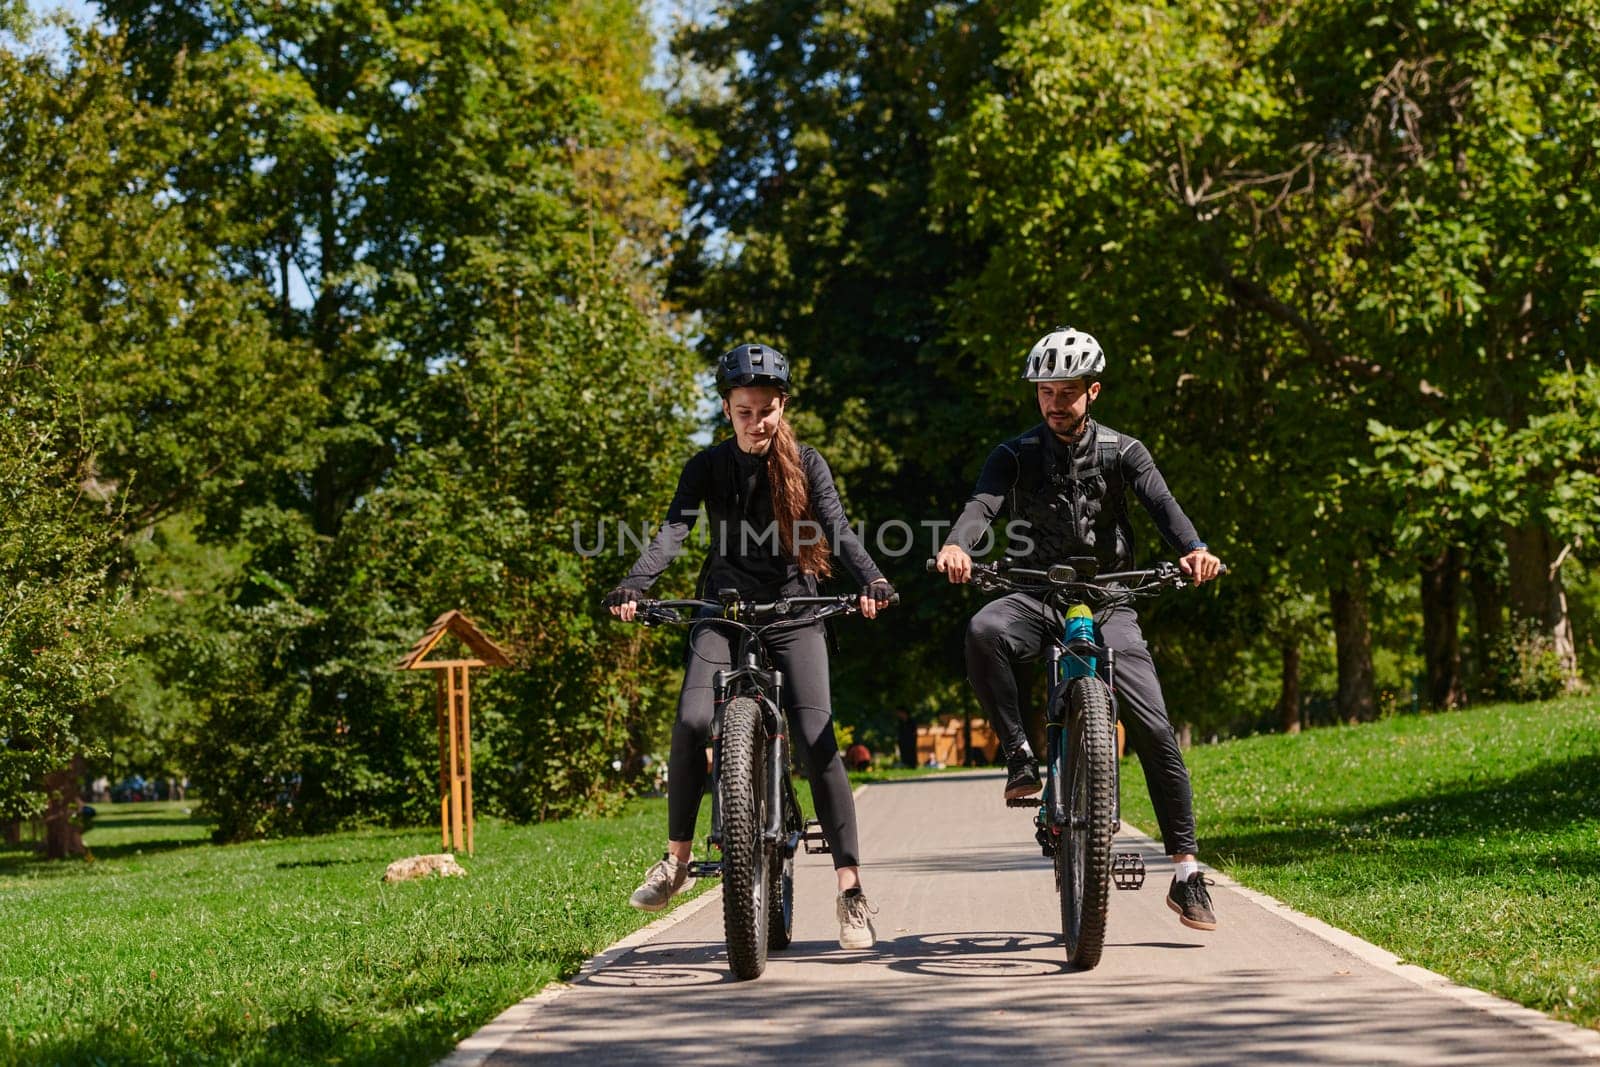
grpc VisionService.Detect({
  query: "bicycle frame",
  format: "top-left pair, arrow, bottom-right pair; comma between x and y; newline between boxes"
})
1043,620 -> 1120,833
706,629 -> 809,869
626,593 -> 876,877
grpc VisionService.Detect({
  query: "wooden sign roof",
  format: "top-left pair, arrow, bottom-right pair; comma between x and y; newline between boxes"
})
396,610 -> 513,670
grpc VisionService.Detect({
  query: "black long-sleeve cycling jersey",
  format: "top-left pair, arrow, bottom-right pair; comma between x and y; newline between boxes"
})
945,418 -> 1204,572
619,437 -> 885,599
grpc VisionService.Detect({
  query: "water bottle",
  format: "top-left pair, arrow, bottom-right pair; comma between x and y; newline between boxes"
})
1063,604 -> 1097,679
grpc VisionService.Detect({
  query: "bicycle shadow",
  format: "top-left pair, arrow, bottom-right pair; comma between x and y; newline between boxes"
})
583,940 -> 735,988
585,930 -> 1074,988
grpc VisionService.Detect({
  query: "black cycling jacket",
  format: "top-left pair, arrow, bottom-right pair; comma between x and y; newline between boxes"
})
945,418 -> 1205,571
619,437 -> 885,599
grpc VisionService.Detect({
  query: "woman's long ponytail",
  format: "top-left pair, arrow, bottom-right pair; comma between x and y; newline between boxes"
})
767,415 -> 833,579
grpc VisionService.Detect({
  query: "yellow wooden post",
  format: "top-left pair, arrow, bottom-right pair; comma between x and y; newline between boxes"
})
436,672 -> 450,850
447,665 -> 464,852
460,665 -> 474,856
396,610 -> 510,856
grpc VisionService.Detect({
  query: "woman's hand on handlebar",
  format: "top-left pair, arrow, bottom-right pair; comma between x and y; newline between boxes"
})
934,544 -> 972,584
859,578 -> 896,620
1179,548 -> 1226,584
603,585 -> 641,622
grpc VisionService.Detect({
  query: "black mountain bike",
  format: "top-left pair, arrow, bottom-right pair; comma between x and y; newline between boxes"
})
625,590 -> 892,980
931,556 -> 1213,969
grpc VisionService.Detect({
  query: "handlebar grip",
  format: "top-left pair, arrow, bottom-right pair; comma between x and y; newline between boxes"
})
888,592 -> 901,606
925,558 -> 939,573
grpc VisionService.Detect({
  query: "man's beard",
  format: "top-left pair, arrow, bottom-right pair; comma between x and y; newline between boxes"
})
1051,411 -> 1090,440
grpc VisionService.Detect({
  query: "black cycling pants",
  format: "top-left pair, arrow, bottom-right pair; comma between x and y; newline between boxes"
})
668,620 -> 860,869
965,593 -> 1198,856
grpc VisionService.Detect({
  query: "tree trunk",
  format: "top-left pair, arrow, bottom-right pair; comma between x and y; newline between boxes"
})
1505,521 -> 1580,690
1468,545 -> 1504,696
1278,640 -> 1302,734
1420,546 -> 1466,709
1331,563 -> 1377,723
42,759 -> 85,860
2,820 -> 20,847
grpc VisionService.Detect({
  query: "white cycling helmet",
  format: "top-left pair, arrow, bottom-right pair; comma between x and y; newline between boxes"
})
1020,326 -> 1105,381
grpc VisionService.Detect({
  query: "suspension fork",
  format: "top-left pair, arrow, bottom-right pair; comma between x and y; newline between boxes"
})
1046,645 -> 1067,828
764,669 -> 786,842
1102,647 -> 1120,826
709,671 -> 731,848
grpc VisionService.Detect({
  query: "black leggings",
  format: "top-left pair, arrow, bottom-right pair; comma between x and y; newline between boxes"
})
965,594 -> 1199,856
667,620 -> 861,869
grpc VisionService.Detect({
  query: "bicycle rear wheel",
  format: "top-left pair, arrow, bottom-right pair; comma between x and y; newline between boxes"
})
719,696 -> 769,979
1056,676 -> 1117,969
766,844 -> 795,950
766,732 -> 796,950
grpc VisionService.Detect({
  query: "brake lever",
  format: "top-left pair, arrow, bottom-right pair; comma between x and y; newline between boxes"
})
639,606 -> 682,626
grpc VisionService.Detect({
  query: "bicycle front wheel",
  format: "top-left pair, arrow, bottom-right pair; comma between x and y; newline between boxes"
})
1056,676 -> 1117,969
719,696 -> 769,979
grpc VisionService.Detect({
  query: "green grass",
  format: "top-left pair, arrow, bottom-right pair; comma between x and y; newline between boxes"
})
0,798 -> 712,1066
1118,693 -> 1600,1031
11,702 -> 1597,1064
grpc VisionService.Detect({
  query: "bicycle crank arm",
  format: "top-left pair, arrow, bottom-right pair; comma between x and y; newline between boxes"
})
1112,852 -> 1145,890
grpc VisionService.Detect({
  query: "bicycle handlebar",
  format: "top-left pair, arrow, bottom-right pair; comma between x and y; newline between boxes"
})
924,557 -> 1226,600
617,591 -> 898,629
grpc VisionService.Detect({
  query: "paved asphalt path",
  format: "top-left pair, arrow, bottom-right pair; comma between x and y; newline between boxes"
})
455,771 -> 1600,1066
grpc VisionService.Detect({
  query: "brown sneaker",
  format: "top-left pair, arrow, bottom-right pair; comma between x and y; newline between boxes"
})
1166,872 -> 1217,931
836,889 -> 879,949
1003,752 -> 1042,800
628,854 -> 691,912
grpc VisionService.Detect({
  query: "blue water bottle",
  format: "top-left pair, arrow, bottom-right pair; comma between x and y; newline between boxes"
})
1063,604 -> 1097,679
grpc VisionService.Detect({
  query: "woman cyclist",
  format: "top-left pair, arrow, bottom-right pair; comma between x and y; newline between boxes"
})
604,342 -> 894,950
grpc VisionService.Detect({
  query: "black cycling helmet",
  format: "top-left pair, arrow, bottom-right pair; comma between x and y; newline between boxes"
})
715,343 -> 791,396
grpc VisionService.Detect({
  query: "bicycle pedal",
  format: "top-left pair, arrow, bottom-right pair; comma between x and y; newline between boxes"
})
1005,796 -> 1040,808
801,819 -> 832,854
687,860 -> 723,879
1112,852 -> 1145,890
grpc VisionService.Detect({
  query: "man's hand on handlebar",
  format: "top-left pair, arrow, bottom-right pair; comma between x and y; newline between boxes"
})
1179,548 -> 1225,584
603,585 -> 641,622
859,578 -> 896,620
935,544 -> 972,584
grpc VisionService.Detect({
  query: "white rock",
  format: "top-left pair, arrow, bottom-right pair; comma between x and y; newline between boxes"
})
383,853 -> 467,882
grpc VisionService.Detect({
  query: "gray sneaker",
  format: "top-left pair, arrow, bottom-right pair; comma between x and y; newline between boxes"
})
628,854 -> 690,912
836,889 -> 879,949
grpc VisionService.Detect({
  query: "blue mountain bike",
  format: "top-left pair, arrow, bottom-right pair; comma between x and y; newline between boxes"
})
933,556 -> 1209,969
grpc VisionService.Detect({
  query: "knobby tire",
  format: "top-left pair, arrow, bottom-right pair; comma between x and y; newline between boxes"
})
1057,676 -> 1117,969
719,696 -> 769,979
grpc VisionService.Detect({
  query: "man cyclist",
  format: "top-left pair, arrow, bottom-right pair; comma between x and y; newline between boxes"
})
933,326 -> 1225,931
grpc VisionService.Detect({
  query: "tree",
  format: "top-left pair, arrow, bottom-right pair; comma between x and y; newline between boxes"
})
673,2 -> 1029,727
94,0 -> 701,836
0,274 -> 125,851
2,26 -> 310,851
